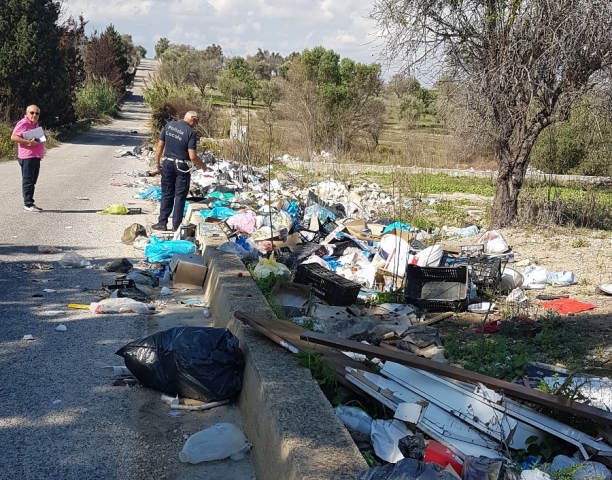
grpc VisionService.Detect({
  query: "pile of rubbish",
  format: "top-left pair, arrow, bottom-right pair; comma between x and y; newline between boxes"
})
82,145 -> 612,477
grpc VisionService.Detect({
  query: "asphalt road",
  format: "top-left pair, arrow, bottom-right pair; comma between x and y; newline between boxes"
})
0,59 -> 255,480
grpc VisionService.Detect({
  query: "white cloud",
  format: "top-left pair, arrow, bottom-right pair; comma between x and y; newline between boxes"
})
61,0 -> 386,70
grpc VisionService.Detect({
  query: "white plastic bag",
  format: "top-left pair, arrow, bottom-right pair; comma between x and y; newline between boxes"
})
132,236 -> 149,250
523,265 -> 548,287
520,469 -> 551,480
370,419 -> 414,463
90,298 -> 155,314
414,245 -> 443,267
179,423 -> 251,464
478,230 -> 510,254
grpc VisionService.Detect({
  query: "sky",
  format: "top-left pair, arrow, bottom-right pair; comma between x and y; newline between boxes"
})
60,0 -> 401,78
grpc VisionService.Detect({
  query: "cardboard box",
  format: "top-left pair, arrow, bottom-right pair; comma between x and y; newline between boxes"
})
342,219 -> 385,242
169,253 -> 207,289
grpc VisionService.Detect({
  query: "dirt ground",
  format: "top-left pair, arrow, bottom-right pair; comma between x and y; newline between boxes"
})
439,225 -> 612,358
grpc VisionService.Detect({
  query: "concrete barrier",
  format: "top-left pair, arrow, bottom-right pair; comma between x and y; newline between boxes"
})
201,235 -> 368,480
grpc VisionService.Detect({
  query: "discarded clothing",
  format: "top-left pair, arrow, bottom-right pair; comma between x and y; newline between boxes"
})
540,298 -> 596,315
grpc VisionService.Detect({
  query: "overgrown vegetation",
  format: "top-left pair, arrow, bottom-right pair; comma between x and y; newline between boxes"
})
73,80 -> 118,119
0,7 -> 144,160
444,314 -> 587,381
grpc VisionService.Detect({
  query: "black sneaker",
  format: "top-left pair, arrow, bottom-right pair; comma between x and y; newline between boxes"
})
151,223 -> 169,231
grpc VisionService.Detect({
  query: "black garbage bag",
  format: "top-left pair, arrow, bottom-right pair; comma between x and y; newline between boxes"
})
356,457 -> 461,480
398,434 -> 426,461
116,326 -> 244,402
271,247 -> 299,272
104,257 -> 133,273
461,456 -> 505,480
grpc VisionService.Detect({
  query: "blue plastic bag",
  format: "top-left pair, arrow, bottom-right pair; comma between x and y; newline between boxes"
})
200,207 -> 237,220
144,236 -> 196,262
135,186 -> 162,202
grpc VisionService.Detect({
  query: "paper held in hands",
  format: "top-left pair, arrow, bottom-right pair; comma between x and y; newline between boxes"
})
22,127 -> 46,143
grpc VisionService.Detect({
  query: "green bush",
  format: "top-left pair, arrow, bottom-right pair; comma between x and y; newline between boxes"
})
144,77 -> 217,138
73,80 -> 118,120
0,122 -> 15,159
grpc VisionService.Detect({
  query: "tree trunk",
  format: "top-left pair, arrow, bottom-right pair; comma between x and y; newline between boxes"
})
491,142 -> 532,228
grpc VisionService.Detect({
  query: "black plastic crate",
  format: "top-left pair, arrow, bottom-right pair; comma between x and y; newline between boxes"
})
329,239 -> 358,256
294,263 -> 361,306
468,256 -> 502,291
404,264 -> 469,311
291,243 -> 328,263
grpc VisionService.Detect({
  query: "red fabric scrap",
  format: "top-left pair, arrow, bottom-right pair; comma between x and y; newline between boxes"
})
540,298 -> 595,315
476,320 -> 502,333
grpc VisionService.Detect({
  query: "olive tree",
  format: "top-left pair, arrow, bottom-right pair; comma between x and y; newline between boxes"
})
371,0 -> 612,226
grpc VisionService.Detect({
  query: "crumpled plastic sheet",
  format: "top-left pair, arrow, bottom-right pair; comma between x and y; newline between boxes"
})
134,185 -> 162,202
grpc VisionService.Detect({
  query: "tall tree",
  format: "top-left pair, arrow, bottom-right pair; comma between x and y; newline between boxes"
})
371,0 -> 612,226
0,0 -> 73,125
102,25 -> 131,92
57,15 -> 88,124
283,47 -> 383,153
218,56 -> 259,104
388,74 -> 420,99
155,37 -> 170,59
83,31 -> 123,94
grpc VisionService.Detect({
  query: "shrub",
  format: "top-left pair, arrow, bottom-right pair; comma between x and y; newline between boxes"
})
0,122 -> 15,160
73,80 -> 118,119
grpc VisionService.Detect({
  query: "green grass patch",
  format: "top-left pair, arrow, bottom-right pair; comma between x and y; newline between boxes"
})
443,315 -> 586,381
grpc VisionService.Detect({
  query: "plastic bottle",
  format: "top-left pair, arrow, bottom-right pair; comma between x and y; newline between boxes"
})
178,423 -> 250,464
546,271 -> 574,286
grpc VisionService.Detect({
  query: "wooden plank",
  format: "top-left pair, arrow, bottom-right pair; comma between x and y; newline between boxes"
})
417,311 -> 454,327
300,331 -> 612,426
234,311 -> 368,393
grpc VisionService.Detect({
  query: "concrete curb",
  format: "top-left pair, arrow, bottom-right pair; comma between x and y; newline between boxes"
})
201,235 -> 369,480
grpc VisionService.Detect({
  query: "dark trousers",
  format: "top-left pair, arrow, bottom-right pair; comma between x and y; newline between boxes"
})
158,160 -> 191,231
18,158 -> 41,207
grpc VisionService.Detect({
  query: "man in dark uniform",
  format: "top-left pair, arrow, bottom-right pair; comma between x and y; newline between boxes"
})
152,111 -> 207,231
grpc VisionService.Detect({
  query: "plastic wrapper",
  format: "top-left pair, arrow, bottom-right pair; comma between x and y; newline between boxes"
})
59,251 -> 92,268
356,457 -> 461,480
116,326 -> 244,402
